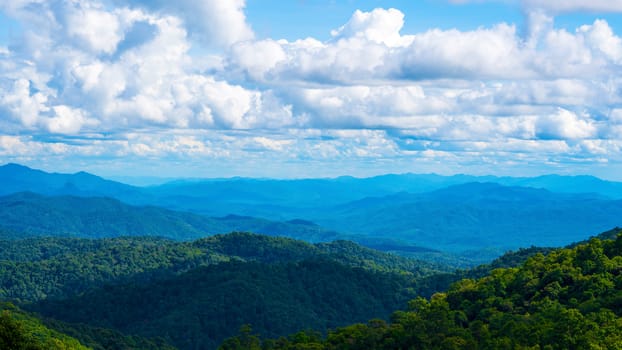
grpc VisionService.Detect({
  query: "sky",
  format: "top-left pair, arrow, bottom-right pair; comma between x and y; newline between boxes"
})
0,0 -> 622,180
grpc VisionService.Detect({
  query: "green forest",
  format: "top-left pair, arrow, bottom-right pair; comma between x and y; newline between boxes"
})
0,232 -> 441,349
222,232 -> 622,349
1,230 -> 622,349
0,302 -> 88,350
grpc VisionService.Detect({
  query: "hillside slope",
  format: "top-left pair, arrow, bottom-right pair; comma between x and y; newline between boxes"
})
230,230 -> 622,349
0,232 -> 440,302
0,192 -> 342,242
33,259 -> 416,350
0,302 -> 89,350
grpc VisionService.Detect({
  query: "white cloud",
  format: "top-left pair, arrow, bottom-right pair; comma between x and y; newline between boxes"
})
331,8 -> 412,47
579,20 -> 622,64
523,0 -> 622,13
449,0 -> 622,13
228,39 -> 286,81
65,3 -> 123,54
1,3 -> 622,177
229,8 -> 622,85
0,78 -> 50,128
535,108 -> 597,139
46,105 -> 98,134
0,0 -> 291,135
118,0 -> 254,47
397,23 -> 527,79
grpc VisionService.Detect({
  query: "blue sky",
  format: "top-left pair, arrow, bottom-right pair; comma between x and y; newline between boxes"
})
1,0 -> 622,180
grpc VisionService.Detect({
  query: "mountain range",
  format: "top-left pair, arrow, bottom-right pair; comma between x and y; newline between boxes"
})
1,163 -> 621,259
0,191 -> 342,242
1,162 -> 621,348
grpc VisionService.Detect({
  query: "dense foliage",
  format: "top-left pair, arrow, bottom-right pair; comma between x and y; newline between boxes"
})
0,303 -> 88,349
412,227 -> 622,298
0,233 -> 438,302
0,192 -> 234,240
413,246 -> 555,298
0,233 -> 440,350
0,236 -> 227,301
42,319 -> 177,350
194,232 -> 443,275
31,259 -> 417,350
222,232 -> 622,349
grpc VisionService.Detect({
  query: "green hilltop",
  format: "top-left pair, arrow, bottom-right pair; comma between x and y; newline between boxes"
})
222,230 -> 622,349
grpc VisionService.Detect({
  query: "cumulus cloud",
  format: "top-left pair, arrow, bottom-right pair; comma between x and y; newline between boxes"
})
535,108 -> 598,140
117,0 -> 254,47
330,8 -> 412,47
46,105 -> 98,134
450,0 -> 622,14
0,0 -> 291,136
65,2 -> 124,54
522,0 -> 622,13
228,8 -> 622,84
0,2 -> 621,177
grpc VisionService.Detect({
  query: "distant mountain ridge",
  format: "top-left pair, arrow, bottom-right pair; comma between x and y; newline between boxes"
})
0,192 -> 342,242
315,182 -> 622,252
0,163 -> 145,200
1,163 -> 621,257
3,164 -> 622,206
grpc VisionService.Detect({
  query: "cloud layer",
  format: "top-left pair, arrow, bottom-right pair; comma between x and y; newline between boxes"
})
0,0 -> 621,178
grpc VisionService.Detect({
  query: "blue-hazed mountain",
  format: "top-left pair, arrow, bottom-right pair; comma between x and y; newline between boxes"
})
0,192 -> 341,242
495,174 -> 622,198
307,182 -> 622,254
5,163 -> 622,217
0,163 -> 149,203
2,164 -> 622,258
144,172 -> 622,217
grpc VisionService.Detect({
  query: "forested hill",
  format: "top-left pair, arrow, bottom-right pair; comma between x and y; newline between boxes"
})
6,233 -> 438,349
222,231 -> 622,349
0,232 -> 441,302
0,192 -> 342,242
0,302 -> 89,350
4,230 -> 621,349
0,302 -> 176,350
0,192 -> 215,240
33,260 -> 418,350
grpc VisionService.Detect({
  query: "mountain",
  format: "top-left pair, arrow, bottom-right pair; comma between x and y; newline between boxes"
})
3,164 -> 622,257
32,259 -> 417,350
0,163 -> 148,203
5,163 -> 622,217
0,233 -> 441,349
224,230 -> 622,349
145,173 -> 622,218
496,174 -> 622,199
0,232 -> 440,302
0,192 -> 343,242
308,182 -> 622,254
0,191 -> 226,240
